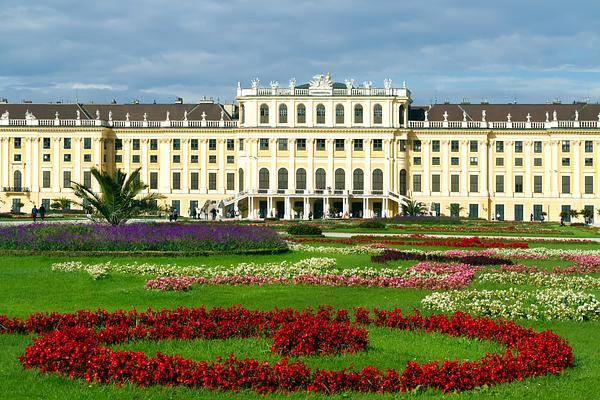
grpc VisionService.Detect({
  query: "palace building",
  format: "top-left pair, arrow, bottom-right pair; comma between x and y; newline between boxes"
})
1,74 -> 600,222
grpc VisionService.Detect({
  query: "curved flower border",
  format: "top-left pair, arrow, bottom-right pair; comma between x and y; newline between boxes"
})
0,306 -> 573,394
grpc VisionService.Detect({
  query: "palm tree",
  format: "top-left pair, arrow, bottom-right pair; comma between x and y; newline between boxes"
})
401,198 -> 426,216
71,167 -> 164,225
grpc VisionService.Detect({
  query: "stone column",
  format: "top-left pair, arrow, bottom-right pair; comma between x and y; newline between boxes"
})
383,139 -> 391,193
182,138 -> 190,193
365,138 -> 372,193
326,139 -> 334,189
524,141 -> 532,195
288,138 -> 295,192
217,138 -> 225,192
505,140 -> 513,197
479,139 -> 488,197
73,137 -> 81,187
159,138 -> 171,194
141,138 -> 149,184
345,138 -> 352,191
551,140 -> 559,197
307,138 -> 314,191
52,138 -> 61,192
93,138 -> 102,191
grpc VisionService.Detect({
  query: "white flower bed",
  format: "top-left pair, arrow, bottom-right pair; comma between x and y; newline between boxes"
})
478,272 -> 600,290
288,243 -> 385,255
422,288 -> 600,321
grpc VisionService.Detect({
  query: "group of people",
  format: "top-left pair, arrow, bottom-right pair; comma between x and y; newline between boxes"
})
188,207 -> 221,220
30,204 -> 46,222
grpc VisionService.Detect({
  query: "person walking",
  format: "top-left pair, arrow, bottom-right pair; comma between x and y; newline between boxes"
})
31,204 -> 38,223
39,204 -> 46,221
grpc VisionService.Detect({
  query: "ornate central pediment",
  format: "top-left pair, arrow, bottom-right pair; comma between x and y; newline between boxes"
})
309,74 -> 332,90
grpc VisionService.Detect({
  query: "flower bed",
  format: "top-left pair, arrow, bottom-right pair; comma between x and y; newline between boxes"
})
371,249 -> 510,266
288,242 -> 385,254
478,272 -> 600,290
289,236 -> 529,248
422,288 -> 600,321
0,223 -> 287,253
0,306 -> 573,394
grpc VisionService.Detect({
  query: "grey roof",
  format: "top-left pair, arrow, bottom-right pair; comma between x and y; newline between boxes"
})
0,103 -> 89,120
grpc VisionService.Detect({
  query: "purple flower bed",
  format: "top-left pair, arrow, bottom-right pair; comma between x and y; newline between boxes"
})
0,223 -> 287,253
371,250 -> 510,266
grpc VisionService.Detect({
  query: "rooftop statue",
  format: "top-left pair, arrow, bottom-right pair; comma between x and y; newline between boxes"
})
1,110 -> 8,120
309,73 -> 333,89
344,78 -> 354,90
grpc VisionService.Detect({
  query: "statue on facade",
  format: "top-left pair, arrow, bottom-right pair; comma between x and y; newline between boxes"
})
481,110 -> 486,122
251,78 -> 259,89
553,110 -> 557,121
344,78 -> 354,90
1,110 -> 8,120
309,73 -> 333,89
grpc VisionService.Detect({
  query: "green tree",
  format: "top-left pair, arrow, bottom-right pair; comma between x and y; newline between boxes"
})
447,203 -> 463,218
50,197 -> 71,211
569,209 -> 580,221
581,208 -> 593,223
71,167 -> 164,225
401,198 -> 426,216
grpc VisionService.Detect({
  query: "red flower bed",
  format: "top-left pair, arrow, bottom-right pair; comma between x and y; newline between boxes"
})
288,236 -> 528,249
0,306 -> 572,394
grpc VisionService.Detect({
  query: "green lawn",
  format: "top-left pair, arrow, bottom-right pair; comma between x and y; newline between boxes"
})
0,242 -> 599,399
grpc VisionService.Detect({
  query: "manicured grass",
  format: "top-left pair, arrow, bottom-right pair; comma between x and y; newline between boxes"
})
0,239 -> 599,399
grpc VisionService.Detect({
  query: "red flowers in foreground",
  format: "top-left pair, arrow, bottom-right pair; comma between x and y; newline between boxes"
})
0,306 -> 572,394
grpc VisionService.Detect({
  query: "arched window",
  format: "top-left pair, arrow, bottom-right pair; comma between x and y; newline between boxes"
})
353,169 -> 364,193
297,104 -> 306,123
354,104 -> 363,124
296,168 -> 307,191
238,168 -> 244,192
240,104 -> 245,125
316,104 -> 325,124
315,168 -> 326,190
334,168 -> 345,191
258,168 -> 269,192
278,104 -> 288,124
260,104 -> 269,124
372,169 -> 383,193
399,105 -> 405,127
335,104 -> 344,124
373,104 -> 383,124
13,170 -> 22,189
277,168 -> 288,191
399,169 -> 407,195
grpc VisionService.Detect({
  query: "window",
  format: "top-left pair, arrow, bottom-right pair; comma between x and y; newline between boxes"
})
42,171 -> 51,188
372,169 -> 383,192
334,168 -> 345,191
469,140 -> 478,152
353,169 -> 364,192
150,139 -> 158,150
585,158 -> 594,167
561,157 -> 570,167
296,168 -> 307,191
83,171 -> 91,189
316,139 -> 326,151
209,139 -> 216,150
514,175 -> 523,193
63,171 -> 71,188
296,139 -> 306,151
469,157 -> 478,166
172,172 -> 181,190
514,204 -> 524,221
413,140 -> 421,152
534,176 -> 543,193
515,141 -> 523,153
353,139 -> 363,151
172,155 -> 180,163
84,154 -> 91,162
372,139 -> 383,151
412,174 -> 422,192
451,157 -> 459,166
496,141 -> 504,152
562,175 -> 571,194
226,139 -> 234,151
431,174 -> 440,192
114,154 -> 122,163
469,174 -> 478,193
63,154 -> 71,162
278,138 -> 288,151
172,139 -> 180,150
316,104 -> 325,124
227,155 -> 234,164
13,154 -> 21,162
259,168 -> 270,191
413,157 -> 422,165
209,155 -> 216,164
132,139 -> 140,150
132,155 -> 140,163
279,104 -> 288,123
238,168 -> 244,191
114,139 -> 122,151
315,168 -> 326,190
373,104 -> 382,124
399,140 -> 406,151
514,157 -> 523,166
496,175 -> 504,193
260,104 -> 269,124
469,204 -> 479,219
450,175 -> 460,192
335,139 -> 345,151
585,176 -> 594,194
227,173 -> 235,190
297,104 -> 306,123
534,158 -> 542,167
13,170 -> 21,189
150,172 -> 158,189
335,104 -> 344,124
562,140 -> 571,152
496,157 -> 504,166
534,141 -> 542,153
62,138 -> 70,150
451,140 -> 459,152
561,205 -> 571,222
191,155 -> 198,163
190,139 -> 198,150
585,140 -> 593,153
432,157 -> 440,165
431,140 -> 440,152
43,154 -> 50,162
208,173 -> 217,190
238,139 -> 244,151
43,138 -> 51,149
259,138 -> 269,150
399,169 -> 407,195
150,155 -> 158,163
354,104 -> 363,123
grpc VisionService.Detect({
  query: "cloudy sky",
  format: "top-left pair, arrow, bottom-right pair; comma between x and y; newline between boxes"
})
1,0 -> 599,105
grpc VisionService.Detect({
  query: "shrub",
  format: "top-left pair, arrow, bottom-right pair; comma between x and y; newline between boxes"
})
287,224 -> 322,236
358,219 -> 386,229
